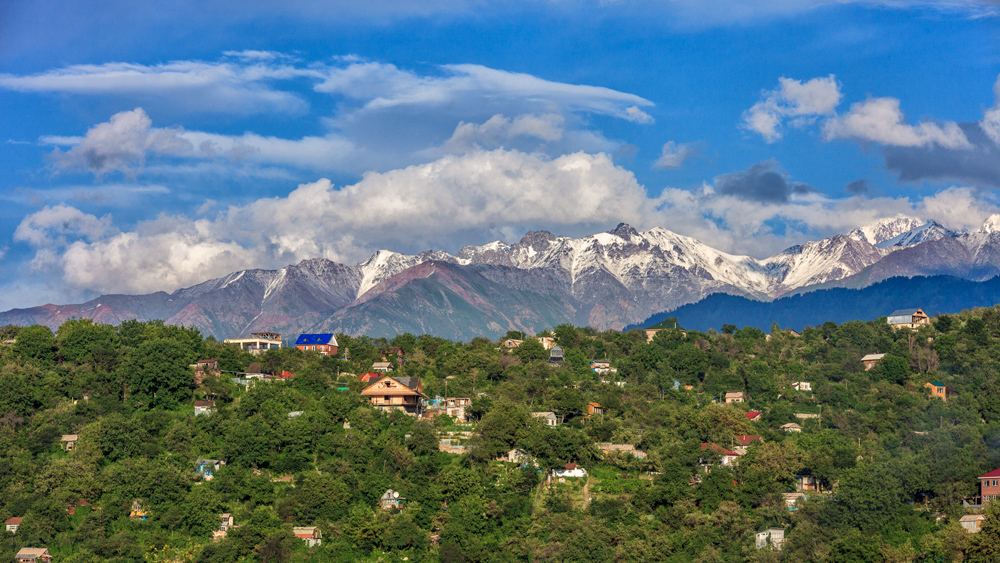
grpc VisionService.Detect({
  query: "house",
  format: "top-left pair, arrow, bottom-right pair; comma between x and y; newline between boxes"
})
219,513 -> 235,531
861,353 -> 886,370
15,548 -> 51,563
536,337 -> 557,350
224,332 -> 283,355
277,370 -> 295,380
797,474 -> 821,491
587,402 -> 604,416
196,359 -> 219,372
746,411 -> 763,422
295,334 -> 338,356
360,376 -> 428,416
194,400 -> 216,415
548,346 -> 564,364
553,463 -> 587,478
61,434 -> 79,451
444,397 -> 472,421
590,359 -> 612,373
67,499 -> 98,515
791,381 -> 812,392
532,412 -> 559,426
380,489 -> 406,510
293,526 -> 322,547
887,308 -> 931,330
644,318 -> 683,342
724,391 -> 746,404
701,443 -> 740,466
501,448 -> 533,464
382,346 -> 405,360
502,339 -> 523,349
925,382 -> 947,401
598,443 -> 647,459
372,361 -> 393,373
130,499 -> 148,520
782,492 -> 805,509
357,372 -> 381,384
245,362 -> 265,376
733,435 -> 761,454
195,459 -> 226,480
979,468 -> 1000,504
755,528 -> 785,550
781,422 -> 803,433
5,517 -> 21,533
960,513 -> 987,533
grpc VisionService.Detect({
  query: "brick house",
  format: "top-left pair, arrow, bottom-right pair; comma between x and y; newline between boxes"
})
295,334 -> 338,356
980,468 -> 1000,504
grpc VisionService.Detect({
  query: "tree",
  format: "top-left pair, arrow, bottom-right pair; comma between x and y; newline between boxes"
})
13,325 -> 57,365
127,338 -> 195,409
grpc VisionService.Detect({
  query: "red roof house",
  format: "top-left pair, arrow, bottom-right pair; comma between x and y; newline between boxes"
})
746,411 -> 762,421
701,443 -> 741,466
734,435 -> 761,447
980,468 -> 1000,504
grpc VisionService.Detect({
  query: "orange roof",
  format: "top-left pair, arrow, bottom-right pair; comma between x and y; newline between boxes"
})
588,402 -> 602,408
5,517 -> 21,525
734,435 -> 761,446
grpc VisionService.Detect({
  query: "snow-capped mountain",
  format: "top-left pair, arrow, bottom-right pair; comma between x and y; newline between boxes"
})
1,216 -> 992,339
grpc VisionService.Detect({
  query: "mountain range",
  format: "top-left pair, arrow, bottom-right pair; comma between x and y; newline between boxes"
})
4,214 -> 1000,340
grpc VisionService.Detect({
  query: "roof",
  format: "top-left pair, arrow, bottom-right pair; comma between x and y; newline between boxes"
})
746,411 -> 762,419
373,361 -> 392,368
532,411 -> 556,417
278,370 -> 295,379
979,467 -> 1000,479
295,333 -> 337,346
6,517 -> 22,525
564,463 -> 578,470
293,526 -> 319,538
725,390 -> 744,397
927,381 -> 945,387
735,435 -> 761,446
194,400 -> 215,407
16,548 -> 49,557
860,353 -> 886,361
61,434 -> 79,441
197,358 -> 217,363
889,308 -> 923,317
646,317 -> 681,330
588,402 -> 602,408
960,514 -> 986,522
360,376 -> 427,398
781,422 -> 803,429
702,443 -> 740,456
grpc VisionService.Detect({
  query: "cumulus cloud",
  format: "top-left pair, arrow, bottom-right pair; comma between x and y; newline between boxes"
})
20,149 -> 1000,299
712,160 -> 815,203
742,75 -> 841,142
0,60 -> 318,115
822,97 -> 971,148
980,75 -> 1000,145
653,141 -> 698,170
441,114 -> 565,153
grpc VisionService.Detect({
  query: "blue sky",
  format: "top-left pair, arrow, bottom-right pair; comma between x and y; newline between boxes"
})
1,0 -> 999,309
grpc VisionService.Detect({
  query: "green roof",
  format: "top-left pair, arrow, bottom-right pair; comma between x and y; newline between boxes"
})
646,317 -> 682,330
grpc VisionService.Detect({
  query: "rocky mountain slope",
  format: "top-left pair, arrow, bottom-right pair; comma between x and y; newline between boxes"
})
0,215 -> 993,340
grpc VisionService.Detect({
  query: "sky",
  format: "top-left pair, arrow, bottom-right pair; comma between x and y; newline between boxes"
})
1,0 -> 999,310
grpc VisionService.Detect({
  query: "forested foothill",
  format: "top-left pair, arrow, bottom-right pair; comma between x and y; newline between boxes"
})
4,310 -> 1000,563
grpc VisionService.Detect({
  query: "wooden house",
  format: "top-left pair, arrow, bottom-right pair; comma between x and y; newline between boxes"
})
61,434 -> 79,451
887,308 -> 930,330
925,382 -> 947,401
360,376 -> 427,416
587,402 -> 604,416
960,513 -> 986,533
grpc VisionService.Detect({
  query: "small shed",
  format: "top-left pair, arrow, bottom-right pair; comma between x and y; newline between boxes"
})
194,400 -> 216,415
532,412 -> 559,426
587,402 -> 604,416
372,361 -> 393,373
924,382 -> 947,401
724,391 -> 746,404
61,434 -> 79,451
548,346 -> 564,364
781,422 -> 803,433
960,513 -> 986,533
860,353 -> 886,371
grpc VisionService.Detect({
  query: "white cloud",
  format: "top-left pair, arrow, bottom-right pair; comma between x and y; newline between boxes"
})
316,62 -> 654,123
822,97 -> 972,148
441,114 -> 564,153
653,141 -> 698,170
18,148 -> 1000,299
0,60 -> 319,115
2,184 -> 170,207
981,75 -> 1000,145
742,75 -> 841,142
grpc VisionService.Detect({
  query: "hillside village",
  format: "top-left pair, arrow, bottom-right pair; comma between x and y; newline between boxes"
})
2,305 -> 1000,562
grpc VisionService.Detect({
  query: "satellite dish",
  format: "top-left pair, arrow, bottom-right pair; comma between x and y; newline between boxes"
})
393,492 -> 399,498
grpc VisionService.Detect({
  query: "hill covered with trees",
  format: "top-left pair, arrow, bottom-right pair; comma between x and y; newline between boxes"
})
3,309 -> 1000,562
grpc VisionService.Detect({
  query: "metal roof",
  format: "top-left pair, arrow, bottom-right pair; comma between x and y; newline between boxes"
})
295,334 -> 337,346
889,308 -> 922,317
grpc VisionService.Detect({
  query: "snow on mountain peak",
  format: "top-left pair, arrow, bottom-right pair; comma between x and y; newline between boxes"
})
979,214 -> 1000,234
847,215 -> 924,245
875,220 -> 960,248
